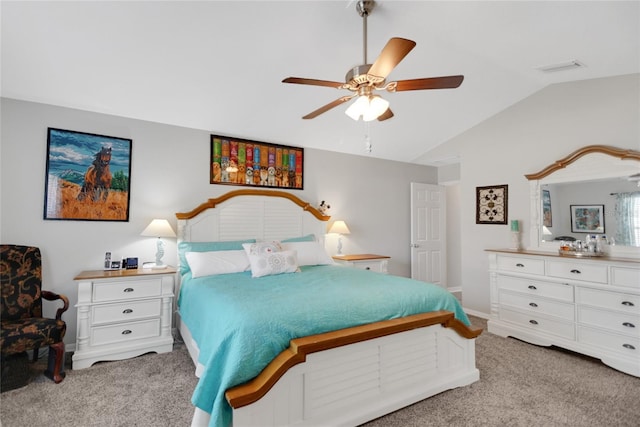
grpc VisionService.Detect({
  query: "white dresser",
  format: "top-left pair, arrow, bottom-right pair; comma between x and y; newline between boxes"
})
72,267 -> 175,369
487,249 -> 639,377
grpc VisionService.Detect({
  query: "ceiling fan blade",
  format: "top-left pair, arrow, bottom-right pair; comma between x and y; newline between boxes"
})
377,108 -> 394,121
392,75 -> 464,92
283,77 -> 345,89
302,96 -> 354,119
367,38 -> 417,79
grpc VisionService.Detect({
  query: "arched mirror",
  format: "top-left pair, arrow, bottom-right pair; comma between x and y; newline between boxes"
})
526,145 -> 640,257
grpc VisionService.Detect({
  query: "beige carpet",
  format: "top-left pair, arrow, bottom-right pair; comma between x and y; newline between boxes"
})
1,317 -> 639,426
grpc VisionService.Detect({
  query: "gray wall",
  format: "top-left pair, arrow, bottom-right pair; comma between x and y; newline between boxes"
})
0,98 -> 438,346
421,73 -> 640,315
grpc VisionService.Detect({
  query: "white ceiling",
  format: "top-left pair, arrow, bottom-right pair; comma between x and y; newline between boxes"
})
2,1 -> 639,165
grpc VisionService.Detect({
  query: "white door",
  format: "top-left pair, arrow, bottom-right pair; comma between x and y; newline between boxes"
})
410,183 -> 446,287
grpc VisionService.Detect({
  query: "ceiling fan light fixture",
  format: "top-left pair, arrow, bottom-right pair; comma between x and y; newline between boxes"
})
345,95 -> 389,121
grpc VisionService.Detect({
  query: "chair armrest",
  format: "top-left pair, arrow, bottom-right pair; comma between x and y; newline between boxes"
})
42,291 -> 70,321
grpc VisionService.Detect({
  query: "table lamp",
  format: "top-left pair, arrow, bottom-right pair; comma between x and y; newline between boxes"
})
328,220 -> 350,255
141,219 -> 176,269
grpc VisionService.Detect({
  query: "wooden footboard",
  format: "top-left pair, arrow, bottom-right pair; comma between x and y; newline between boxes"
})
222,311 -> 481,427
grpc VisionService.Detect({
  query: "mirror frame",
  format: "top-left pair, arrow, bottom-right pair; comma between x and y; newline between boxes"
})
526,145 -> 640,257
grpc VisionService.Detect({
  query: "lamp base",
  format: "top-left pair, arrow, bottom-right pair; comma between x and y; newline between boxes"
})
150,264 -> 169,270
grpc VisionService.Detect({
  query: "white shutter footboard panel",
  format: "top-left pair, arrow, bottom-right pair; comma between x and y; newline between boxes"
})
225,312 -> 480,427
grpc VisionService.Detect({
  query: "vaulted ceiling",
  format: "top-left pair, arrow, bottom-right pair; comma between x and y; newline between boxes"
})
2,1 -> 638,165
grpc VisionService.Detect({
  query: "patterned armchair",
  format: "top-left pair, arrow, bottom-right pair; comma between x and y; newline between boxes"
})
1,245 -> 69,383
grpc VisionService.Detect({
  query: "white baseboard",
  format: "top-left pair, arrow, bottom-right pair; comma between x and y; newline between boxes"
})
463,308 -> 490,319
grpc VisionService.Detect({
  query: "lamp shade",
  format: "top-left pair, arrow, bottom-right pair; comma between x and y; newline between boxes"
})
141,219 -> 176,238
328,220 -> 351,235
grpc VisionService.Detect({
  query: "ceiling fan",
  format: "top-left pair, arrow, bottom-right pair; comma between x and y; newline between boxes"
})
282,0 -> 464,122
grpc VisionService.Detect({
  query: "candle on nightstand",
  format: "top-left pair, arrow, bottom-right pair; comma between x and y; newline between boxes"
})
510,220 -> 519,232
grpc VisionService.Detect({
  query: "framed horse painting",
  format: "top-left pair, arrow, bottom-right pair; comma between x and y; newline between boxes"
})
43,128 -> 132,221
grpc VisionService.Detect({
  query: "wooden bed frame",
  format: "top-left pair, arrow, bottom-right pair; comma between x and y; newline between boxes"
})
176,189 -> 481,427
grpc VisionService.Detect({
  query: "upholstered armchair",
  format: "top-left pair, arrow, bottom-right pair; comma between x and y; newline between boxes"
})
1,245 -> 69,383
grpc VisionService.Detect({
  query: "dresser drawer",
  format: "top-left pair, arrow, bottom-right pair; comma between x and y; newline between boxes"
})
499,307 -> 575,340
91,318 -> 161,346
497,256 -> 545,275
496,275 -> 573,302
92,278 -> 163,302
546,260 -> 608,284
576,288 -> 640,314
578,326 -> 639,354
611,267 -> 640,289
578,306 -> 640,336
352,261 -> 385,273
499,291 -> 574,321
92,299 -> 162,325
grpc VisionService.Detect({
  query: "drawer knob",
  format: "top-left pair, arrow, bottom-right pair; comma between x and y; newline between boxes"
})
622,322 -> 636,328
365,267 -> 371,270
622,344 -> 636,350
570,269 -> 581,274
529,302 -> 538,308
529,320 -> 539,325
123,288 -> 134,293
528,285 -> 537,290
123,309 -> 133,314
621,301 -> 635,307
516,263 -> 525,268
122,330 -> 132,335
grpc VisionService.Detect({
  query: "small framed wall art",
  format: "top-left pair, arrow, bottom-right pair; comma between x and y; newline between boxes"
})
44,128 -> 132,221
570,204 -> 605,233
210,134 -> 303,189
476,185 -> 508,224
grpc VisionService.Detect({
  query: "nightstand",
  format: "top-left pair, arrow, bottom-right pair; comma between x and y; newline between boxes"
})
332,254 -> 390,274
72,267 -> 175,369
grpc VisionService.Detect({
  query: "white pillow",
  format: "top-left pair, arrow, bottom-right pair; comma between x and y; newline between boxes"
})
242,241 -> 283,256
248,250 -> 299,278
280,241 -> 334,266
185,250 -> 250,278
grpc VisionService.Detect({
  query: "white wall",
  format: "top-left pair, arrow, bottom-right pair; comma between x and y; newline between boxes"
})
422,73 -> 640,315
0,98 -> 438,346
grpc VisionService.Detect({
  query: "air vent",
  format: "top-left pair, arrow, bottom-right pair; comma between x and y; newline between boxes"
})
537,60 -> 585,73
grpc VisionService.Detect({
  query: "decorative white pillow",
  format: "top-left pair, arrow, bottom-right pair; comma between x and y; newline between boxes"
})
248,250 -> 299,278
280,241 -> 334,266
242,241 -> 283,256
185,250 -> 250,278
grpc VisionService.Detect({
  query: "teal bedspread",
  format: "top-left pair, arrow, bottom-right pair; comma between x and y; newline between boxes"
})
178,264 -> 470,427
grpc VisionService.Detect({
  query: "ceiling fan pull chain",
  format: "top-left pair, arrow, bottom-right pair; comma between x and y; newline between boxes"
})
364,122 -> 372,153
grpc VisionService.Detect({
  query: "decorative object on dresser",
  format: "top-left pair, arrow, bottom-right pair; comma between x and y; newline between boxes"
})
175,189 -> 480,427
510,220 -> 521,250
141,219 -> 176,269
487,249 -> 639,377
332,253 -> 390,274
210,134 -> 304,189
72,267 -> 175,370
1,245 -> 69,383
476,185 -> 508,225
43,127 -> 132,222
328,220 -> 351,255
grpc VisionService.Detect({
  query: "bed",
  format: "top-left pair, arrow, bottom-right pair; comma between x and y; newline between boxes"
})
175,189 -> 481,427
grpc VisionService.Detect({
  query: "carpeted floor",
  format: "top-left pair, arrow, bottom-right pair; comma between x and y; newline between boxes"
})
1,316 -> 639,426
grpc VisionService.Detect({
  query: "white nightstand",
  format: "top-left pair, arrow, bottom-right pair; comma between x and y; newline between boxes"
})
72,267 -> 175,369
332,254 -> 390,274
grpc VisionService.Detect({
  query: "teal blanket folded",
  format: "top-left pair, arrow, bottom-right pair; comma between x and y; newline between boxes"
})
178,265 -> 470,427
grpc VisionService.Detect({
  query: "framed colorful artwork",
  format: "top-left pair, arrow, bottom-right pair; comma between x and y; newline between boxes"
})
210,134 -> 303,189
542,189 -> 552,227
44,128 -> 132,221
476,185 -> 508,224
570,205 -> 605,233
